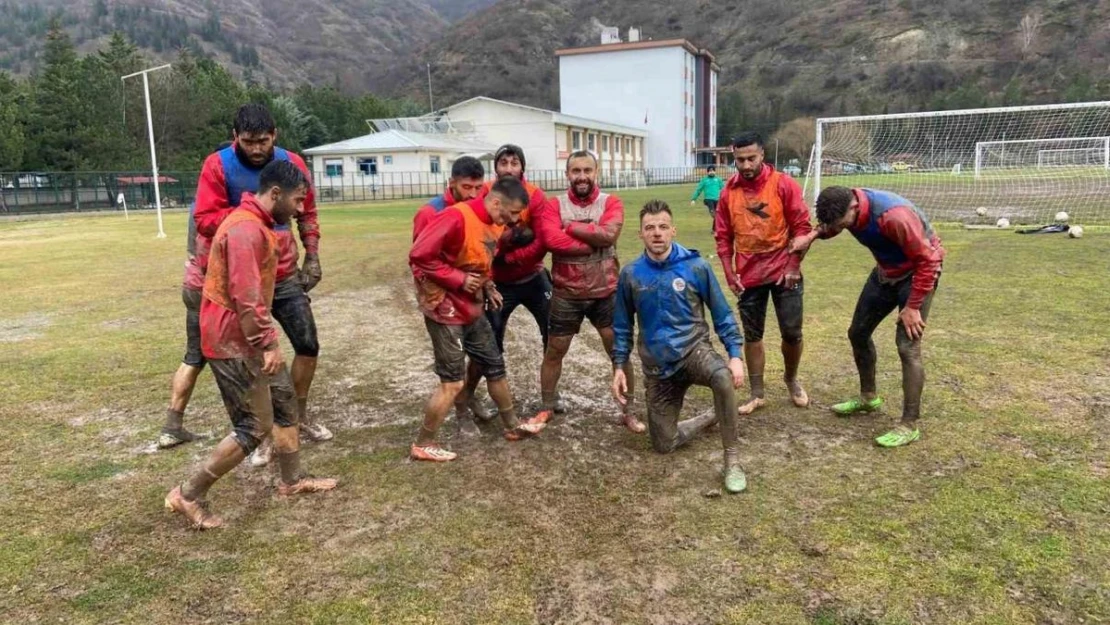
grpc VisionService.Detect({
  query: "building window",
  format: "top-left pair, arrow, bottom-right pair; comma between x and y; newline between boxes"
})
430,155 -> 441,174
587,134 -> 596,152
602,136 -> 609,153
625,138 -> 631,154
384,155 -> 393,165
572,131 -> 582,150
325,159 -> 343,177
357,157 -> 378,176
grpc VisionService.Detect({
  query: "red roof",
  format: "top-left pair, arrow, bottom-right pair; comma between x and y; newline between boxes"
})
116,175 -> 178,185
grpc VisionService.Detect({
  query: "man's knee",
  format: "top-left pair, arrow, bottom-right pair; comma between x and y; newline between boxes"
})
291,336 -> 320,358
848,324 -> 871,348
232,428 -> 266,454
545,336 -> 572,360
781,324 -> 803,346
708,368 -> 733,394
441,379 -> 466,394
896,330 -> 921,362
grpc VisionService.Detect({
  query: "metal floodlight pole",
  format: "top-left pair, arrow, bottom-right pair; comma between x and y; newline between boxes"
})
122,63 -> 172,239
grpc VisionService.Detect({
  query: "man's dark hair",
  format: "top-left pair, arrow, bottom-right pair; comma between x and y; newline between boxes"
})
259,160 -> 307,194
489,174 -> 530,208
233,103 -> 276,135
731,131 -> 764,150
639,199 -> 673,223
706,165 -> 716,172
566,150 -> 598,170
450,156 -> 484,180
815,186 -> 855,225
494,144 -> 527,172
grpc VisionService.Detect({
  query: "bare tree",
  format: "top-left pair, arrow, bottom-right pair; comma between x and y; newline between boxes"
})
1019,12 -> 1042,60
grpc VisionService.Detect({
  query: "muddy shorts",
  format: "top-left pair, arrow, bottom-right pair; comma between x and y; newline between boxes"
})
848,269 -> 940,345
644,343 -> 729,452
209,356 -> 298,454
548,293 -> 615,337
424,315 -> 505,383
181,287 -> 205,368
738,279 -> 804,344
271,278 -> 319,358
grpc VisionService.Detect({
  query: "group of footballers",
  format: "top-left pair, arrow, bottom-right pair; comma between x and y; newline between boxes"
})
160,103 -> 945,530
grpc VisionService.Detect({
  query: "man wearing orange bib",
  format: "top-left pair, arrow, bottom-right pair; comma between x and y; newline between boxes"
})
408,176 -> 546,461
714,132 -> 814,415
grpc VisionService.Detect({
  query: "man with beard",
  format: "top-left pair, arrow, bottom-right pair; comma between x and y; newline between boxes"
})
714,132 -> 813,416
531,151 -> 643,432
409,176 -> 546,461
164,160 -> 338,530
192,104 -> 331,468
412,156 -> 487,240
454,145 -> 567,435
613,200 -> 748,493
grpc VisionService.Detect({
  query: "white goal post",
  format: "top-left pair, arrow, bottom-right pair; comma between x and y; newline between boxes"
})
975,136 -> 1110,177
811,101 -> 1110,224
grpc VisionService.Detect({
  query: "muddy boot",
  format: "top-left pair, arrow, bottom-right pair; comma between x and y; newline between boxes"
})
164,485 -> 223,530
277,476 -> 339,496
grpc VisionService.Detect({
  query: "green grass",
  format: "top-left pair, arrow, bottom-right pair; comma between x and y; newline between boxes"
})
1,184 -> 1109,624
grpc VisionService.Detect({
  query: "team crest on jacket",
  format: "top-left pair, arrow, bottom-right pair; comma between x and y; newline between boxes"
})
672,278 -> 686,293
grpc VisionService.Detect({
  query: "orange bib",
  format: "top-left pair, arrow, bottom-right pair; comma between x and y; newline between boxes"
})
727,170 -> 788,254
417,202 -> 504,313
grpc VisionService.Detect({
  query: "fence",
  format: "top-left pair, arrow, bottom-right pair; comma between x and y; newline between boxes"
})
0,167 -> 716,215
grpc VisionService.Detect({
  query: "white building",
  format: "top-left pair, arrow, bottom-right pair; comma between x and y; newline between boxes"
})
557,35 -> 719,168
303,126 -> 496,201
440,96 -> 648,176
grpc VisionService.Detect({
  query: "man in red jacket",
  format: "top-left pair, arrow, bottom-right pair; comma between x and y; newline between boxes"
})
454,145 -> 564,435
164,161 -> 337,530
532,151 -> 643,432
409,176 -> 546,461
714,132 -> 813,415
412,156 -> 486,241
192,104 -> 331,469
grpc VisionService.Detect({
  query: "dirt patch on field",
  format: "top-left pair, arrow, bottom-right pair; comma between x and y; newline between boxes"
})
0,313 -> 51,342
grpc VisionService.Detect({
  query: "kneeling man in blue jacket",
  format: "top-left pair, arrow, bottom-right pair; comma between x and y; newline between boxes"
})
612,200 -> 749,493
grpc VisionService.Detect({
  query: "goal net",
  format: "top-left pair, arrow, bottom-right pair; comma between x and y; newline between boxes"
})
812,102 -> 1110,224
614,169 -> 645,190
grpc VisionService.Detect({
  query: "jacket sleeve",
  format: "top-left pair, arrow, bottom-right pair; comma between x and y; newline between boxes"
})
611,268 -> 636,367
878,207 -> 944,309
537,197 -> 593,256
566,194 -> 624,247
699,260 -> 743,359
224,222 -> 278,351
691,178 -> 706,201
410,209 -> 468,292
781,175 -> 813,274
289,153 -> 320,256
713,188 -> 738,286
412,205 -> 433,242
194,153 -> 233,238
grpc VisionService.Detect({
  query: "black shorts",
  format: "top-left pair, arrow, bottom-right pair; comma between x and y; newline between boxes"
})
549,293 -> 615,337
704,199 -> 719,214
488,270 -> 552,351
424,316 -> 505,383
271,278 -> 319,358
209,356 -> 298,454
182,287 -> 205,368
738,279 -> 804,344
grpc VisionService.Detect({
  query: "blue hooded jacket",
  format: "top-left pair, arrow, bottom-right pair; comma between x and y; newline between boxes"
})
613,243 -> 743,379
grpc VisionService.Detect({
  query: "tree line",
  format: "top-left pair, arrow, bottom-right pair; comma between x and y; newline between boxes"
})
0,21 -> 420,173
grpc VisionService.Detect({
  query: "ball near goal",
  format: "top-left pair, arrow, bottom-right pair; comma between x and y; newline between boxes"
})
997,217 -> 1011,228
1069,225 -> 1084,238
1055,211 -> 1069,223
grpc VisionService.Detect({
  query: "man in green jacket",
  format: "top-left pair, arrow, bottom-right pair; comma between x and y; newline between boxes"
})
691,166 -> 725,220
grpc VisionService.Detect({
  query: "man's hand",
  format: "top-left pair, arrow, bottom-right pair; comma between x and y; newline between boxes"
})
300,253 -> 322,292
899,307 -> 926,341
788,232 -> 818,255
727,357 -> 746,389
690,200 -> 696,206
612,368 -> 629,406
485,284 -> 504,311
462,272 -> 484,295
777,271 -> 802,290
262,346 -> 284,375
506,225 -> 535,249
726,273 -> 744,297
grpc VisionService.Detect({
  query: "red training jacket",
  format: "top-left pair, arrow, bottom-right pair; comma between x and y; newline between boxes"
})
193,146 -> 319,283
538,187 -> 623,299
714,164 -> 813,290
200,194 -> 280,360
482,178 -> 548,284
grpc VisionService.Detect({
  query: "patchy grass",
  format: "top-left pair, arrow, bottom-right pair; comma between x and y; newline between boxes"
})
1,184 -> 1108,624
